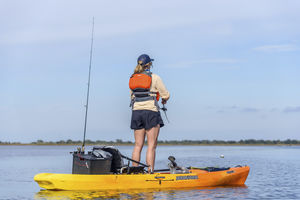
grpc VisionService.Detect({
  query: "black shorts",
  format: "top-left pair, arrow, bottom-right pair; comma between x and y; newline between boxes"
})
130,110 -> 164,130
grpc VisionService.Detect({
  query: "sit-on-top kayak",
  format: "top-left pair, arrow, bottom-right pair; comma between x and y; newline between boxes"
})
34,166 -> 249,190
34,146 -> 250,191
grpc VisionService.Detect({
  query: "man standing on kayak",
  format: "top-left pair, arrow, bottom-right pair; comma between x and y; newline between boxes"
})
129,54 -> 170,172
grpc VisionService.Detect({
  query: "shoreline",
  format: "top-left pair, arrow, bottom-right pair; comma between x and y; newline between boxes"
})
2,139 -> 300,146
0,143 -> 299,146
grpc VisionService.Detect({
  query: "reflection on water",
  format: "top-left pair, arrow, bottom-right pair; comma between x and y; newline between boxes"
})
35,186 -> 249,200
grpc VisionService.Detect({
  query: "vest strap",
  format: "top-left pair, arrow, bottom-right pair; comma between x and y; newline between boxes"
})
129,92 -> 159,110
134,96 -> 156,102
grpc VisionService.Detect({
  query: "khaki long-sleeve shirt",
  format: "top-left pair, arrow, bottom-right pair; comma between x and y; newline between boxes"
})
130,73 -> 170,112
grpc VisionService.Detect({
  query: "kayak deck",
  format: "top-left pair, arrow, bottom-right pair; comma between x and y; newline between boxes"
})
34,166 -> 249,190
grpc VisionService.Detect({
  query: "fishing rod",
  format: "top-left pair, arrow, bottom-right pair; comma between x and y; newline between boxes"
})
161,104 -> 170,123
82,17 -> 95,153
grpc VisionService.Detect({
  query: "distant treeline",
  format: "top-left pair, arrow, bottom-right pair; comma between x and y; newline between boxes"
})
1,139 -> 300,145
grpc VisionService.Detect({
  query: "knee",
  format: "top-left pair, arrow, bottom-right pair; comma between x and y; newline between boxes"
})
147,142 -> 157,151
134,142 -> 144,151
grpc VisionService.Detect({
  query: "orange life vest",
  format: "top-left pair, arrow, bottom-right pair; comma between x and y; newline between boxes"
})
129,71 -> 160,107
129,73 -> 152,91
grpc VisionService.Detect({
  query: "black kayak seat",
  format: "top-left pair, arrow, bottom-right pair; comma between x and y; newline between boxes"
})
202,167 -> 230,172
188,166 -> 230,172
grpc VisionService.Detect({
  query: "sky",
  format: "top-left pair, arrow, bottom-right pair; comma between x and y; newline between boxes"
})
1,0 -> 300,142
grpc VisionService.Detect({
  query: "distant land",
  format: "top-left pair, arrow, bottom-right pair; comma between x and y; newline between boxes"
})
0,139 -> 300,146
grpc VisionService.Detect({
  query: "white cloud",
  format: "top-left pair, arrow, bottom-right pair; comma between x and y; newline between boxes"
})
164,58 -> 239,68
253,44 -> 298,52
215,106 -> 261,114
199,59 -> 238,64
284,106 -> 300,113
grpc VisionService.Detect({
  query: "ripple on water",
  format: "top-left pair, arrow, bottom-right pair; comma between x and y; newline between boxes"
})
34,186 -> 250,200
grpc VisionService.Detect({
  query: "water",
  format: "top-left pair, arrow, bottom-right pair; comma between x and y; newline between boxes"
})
0,145 -> 299,199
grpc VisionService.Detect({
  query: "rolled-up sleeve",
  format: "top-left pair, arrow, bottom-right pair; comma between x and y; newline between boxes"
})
154,75 -> 170,100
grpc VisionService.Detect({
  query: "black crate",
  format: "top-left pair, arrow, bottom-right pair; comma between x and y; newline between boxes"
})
72,152 -> 112,174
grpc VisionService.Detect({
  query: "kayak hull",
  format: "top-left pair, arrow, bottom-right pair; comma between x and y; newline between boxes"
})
34,166 -> 249,191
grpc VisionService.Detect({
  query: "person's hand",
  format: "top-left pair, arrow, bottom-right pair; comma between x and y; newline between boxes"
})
161,99 -> 167,104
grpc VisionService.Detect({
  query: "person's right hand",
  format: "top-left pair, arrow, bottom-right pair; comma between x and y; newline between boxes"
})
161,99 -> 167,104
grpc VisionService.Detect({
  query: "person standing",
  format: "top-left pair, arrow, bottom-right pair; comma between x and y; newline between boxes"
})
129,54 -> 170,172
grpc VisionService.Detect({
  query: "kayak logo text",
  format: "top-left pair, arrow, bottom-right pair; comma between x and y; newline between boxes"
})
176,175 -> 198,180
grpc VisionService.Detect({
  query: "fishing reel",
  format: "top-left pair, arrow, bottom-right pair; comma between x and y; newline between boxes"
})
161,105 -> 167,112
160,104 -> 170,123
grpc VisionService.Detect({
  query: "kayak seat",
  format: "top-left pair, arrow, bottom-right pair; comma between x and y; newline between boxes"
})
202,167 -> 230,172
188,166 -> 230,172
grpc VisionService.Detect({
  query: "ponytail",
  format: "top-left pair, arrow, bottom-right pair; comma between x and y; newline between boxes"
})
133,61 -> 152,75
133,60 -> 145,74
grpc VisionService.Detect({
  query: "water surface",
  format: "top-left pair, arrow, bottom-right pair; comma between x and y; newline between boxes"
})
0,145 -> 299,199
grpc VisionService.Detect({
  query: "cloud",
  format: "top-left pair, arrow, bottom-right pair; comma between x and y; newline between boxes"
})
253,44 -> 298,52
215,106 -> 300,114
269,108 -> 279,112
164,59 -> 239,69
215,106 -> 260,114
241,107 -> 260,113
283,106 -> 300,113
199,59 -> 239,64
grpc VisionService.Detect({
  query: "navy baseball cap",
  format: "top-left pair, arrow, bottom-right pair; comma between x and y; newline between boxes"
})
137,54 -> 154,65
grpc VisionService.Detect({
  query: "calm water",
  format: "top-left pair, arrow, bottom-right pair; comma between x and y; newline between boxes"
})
0,145 -> 299,200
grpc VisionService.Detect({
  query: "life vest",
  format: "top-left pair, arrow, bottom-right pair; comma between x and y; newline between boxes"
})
129,71 -> 160,108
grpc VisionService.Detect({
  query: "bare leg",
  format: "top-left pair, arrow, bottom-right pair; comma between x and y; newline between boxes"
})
132,129 -> 146,166
146,125 -> 160,172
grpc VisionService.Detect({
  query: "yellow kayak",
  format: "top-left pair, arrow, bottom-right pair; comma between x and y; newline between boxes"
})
34,166 -> 249,191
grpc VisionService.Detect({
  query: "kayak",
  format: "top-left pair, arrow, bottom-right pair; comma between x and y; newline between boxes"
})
34,166 -> 249,191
